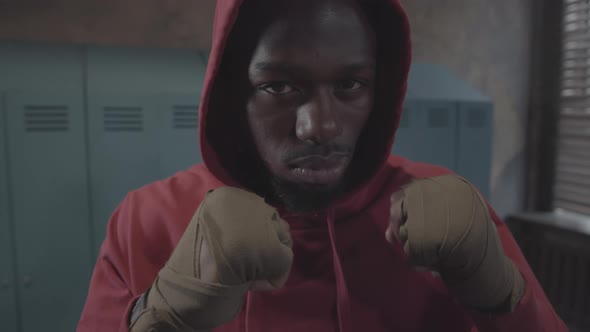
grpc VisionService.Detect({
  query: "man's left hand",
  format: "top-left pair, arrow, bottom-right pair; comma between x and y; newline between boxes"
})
386,175 -> 525,311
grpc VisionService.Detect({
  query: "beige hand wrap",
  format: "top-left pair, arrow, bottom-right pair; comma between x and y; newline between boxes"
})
130,187 -> 293,331
396,175 -> 525,311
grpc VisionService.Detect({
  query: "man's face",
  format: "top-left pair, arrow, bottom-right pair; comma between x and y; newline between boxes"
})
246,1 -> 376,211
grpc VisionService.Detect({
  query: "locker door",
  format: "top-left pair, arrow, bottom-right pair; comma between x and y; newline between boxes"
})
414,101 -> 458,170
392,102 -> 417,158
5,92 -> 92,332
88,95 -> 160,253
457,102 -> 493,198
157,94 -> 201,179
0,92 -> 19,332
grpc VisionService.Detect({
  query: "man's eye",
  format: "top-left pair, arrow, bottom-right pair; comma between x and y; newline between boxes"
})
260,82 -> 297,95
336,79 -> 365,91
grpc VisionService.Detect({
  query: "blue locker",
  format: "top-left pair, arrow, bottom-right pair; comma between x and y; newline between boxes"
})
88,95 -> 161,253
395,63 -> 493,197
86,46 -> 207,252
157,94 -> 202,178
394,101 -> 457,170
392,102 -> 417,158
458,102 -> 493,198
0,92 -> 19,332
5,92 -> 92,332
415,101 -> 457,170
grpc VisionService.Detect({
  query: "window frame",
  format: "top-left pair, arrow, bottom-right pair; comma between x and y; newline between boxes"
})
525,0 -> 564,212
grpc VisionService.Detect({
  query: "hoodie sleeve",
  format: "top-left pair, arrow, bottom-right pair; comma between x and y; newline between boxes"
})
467,208 -> 568,332
77,194 -> 155,332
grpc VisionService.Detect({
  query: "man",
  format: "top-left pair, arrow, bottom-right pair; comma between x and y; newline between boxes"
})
78,0 -> 566,331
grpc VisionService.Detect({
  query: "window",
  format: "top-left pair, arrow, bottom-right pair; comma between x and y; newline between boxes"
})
555,0 -> 590,216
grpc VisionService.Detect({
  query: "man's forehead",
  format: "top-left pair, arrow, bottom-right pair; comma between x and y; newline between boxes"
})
248,0 -> 375,63
250,41 -> 376,70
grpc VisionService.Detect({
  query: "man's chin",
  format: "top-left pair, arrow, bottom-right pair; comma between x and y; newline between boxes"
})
270,176 -> 345,213
288,181 -> 340,192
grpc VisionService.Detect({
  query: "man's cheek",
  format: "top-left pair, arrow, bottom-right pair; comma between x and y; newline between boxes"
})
261,147 -> 286,171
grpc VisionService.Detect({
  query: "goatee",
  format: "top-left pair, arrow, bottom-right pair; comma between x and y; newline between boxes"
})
269,176 -> 346,213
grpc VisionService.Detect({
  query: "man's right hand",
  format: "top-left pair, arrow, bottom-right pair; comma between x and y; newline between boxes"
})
130,187 -> 294,331
195,187 -> 293,288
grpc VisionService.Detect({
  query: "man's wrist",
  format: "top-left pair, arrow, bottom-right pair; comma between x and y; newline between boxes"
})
458,259 -> 527,314
129,290 -> 148,327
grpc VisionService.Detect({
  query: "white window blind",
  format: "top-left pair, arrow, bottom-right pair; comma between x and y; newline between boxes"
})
556,0 -> 590,216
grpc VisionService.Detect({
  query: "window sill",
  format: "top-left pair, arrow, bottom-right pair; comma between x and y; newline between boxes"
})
507,210 -> 590,237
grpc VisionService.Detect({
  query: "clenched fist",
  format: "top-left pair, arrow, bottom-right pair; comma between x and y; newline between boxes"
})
386,175 -> 525,311
131,187 -> 293,331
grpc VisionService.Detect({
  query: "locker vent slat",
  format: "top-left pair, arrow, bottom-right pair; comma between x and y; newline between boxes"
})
24,105 -> 69,132
103,106 -> 143,132
173,105 -> 198,129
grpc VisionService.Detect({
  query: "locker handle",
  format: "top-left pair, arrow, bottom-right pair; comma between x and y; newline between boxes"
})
23,276 -> 32,288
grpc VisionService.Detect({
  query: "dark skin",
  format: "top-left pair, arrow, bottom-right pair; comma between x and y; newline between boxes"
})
201,0 -> 377,288
246,0 -> 377,212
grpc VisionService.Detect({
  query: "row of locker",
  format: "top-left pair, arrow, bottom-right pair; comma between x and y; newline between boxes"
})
393,98 -> 493,197
0,42 -> 208,332
0,91 -> 201,332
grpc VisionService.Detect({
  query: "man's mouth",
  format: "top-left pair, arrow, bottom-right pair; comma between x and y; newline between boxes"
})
286,153 -> 350,185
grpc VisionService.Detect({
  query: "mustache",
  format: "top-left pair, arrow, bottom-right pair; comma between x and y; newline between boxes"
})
281,144 -> 354,163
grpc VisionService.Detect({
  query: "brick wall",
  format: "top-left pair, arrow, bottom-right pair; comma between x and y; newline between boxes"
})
0,0 -> 215,49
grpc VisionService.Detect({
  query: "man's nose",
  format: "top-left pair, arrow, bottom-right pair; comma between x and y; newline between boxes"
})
295,88 -> 343,144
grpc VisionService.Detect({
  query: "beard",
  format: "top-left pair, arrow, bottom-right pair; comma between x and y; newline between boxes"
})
268,174 -> 348,213
263,143 -> 355,213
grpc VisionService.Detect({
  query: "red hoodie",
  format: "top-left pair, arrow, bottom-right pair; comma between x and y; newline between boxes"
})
77,0 -> 567,331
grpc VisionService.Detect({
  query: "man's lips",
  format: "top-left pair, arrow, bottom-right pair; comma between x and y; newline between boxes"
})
285,153 -> 351,185
288,153 -> 349,169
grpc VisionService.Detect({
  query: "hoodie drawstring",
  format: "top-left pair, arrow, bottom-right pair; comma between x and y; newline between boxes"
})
243,210 -> 351,331
244,291 -> 252,332
327,209 -> 352,332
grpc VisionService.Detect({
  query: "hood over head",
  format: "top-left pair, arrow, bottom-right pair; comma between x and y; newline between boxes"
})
199,0 -> 411,208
